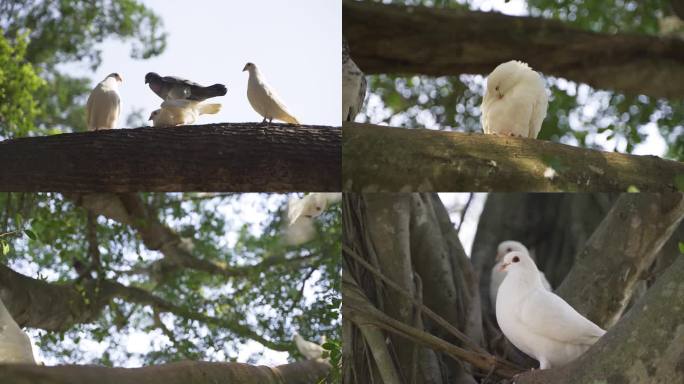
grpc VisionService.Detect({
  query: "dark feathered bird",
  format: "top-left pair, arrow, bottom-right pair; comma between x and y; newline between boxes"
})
144,72 -> 227,101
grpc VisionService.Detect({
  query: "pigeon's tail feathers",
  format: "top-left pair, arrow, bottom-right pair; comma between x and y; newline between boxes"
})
199,103 -> 222,115
196,83 -> 227,99
282,113 -> 300,125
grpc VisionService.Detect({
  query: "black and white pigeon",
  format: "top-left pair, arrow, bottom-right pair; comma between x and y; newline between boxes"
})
144,72 -> 227,101
342,37 -> 366,122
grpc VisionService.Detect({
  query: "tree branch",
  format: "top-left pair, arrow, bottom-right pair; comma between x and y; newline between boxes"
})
0,359 -> 330,384
343,0 -> 684,99
0,123 -> 341,191
557,193 -> 684,328
342,123 -> 684,192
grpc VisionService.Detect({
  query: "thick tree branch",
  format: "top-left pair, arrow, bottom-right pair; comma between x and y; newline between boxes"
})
0,359 -> 330,384
342,123 -> 684,192
70,193 -> 317,280
343,0 -> 684,98
0,123 -> 341,192
557,193 -> 684,328
516,255 -> 684,384
0,264 -> 290,350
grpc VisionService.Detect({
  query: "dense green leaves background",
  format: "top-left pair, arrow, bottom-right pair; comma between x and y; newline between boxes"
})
359,0 -> 684,161
0,193 -> 340,367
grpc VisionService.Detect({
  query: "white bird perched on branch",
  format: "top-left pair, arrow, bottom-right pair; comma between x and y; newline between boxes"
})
287,193 -> 342,225
490,240 -> 551,307
86,73 -> 122,131
481,60 -> 548,139
293,333 -> 326,360
243,62 -> 300,124
0,297 -> 36,364
342,37 -> 366,121
496,251 -> 606,369
149,100 -> 221,127
284,193 -> 341,246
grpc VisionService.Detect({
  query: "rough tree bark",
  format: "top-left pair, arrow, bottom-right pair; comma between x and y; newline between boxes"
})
0,123 -> 341,191
343,0 -> 684,99
342,123 -> 684,192
557,193 -> 684,328
0,359 -> 330,384
516,255 -> 684,384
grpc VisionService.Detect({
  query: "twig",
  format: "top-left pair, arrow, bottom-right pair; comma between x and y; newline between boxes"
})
456,193 -> 474,234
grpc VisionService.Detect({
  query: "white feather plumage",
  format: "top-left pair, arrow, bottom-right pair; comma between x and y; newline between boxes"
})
489,240 -> 551,306
243,63 -> 300,124
481,60 -> 548,138
496,251 -> 605,369
0,297 -> 36,364
86,73 -> 122,131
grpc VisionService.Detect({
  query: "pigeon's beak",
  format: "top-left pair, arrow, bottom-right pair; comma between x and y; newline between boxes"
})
495,252 -> 503,262
242,65 -> 248,72
498,262 -> 510,272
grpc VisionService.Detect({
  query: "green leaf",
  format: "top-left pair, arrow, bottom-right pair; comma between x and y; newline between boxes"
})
1,240 -> 9,255
678,242 -> 684,255
24,229 -> 37,241
626,185 -> 640,193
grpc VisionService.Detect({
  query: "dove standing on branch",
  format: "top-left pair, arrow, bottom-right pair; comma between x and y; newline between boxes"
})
86,73 -> 122,131
342,37 -> 366,121
149,99 -> 221,127
293,333 -> 326,360
490,240 -> 551,306
145,72 -> 227,101
496,251 -> 606,369
481,60 -> 548,138
0,297 -> 36,364
243,62 -> 300,124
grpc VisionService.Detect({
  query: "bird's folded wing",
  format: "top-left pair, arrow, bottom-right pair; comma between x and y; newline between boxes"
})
519,289 -> 605,345
161,99 -> 196,109
161,75 -> 203,88
288,197 -> 307,224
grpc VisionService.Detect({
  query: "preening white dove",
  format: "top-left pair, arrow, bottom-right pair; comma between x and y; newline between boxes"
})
342,38 -> 366,121
481,60 -> 548,138
490,240 -> 551,306
243,62 -> 300,124
86,73 -> 122,131
293,333 -> 326,360
496,251 -> 606,369
149,99 -> 221,127
0,297 -> 36,364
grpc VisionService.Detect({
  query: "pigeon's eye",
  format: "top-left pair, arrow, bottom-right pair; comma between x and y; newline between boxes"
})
495,86 -> 499,91
513,256 -> 520,263
506,248 -> 511,252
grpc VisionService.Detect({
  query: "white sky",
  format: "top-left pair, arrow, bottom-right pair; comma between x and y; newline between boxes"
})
61,0 -> 341,127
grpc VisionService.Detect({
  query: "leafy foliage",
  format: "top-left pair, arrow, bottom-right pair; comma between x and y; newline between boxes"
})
358,0 -> 684,161
0,193 -> 340,369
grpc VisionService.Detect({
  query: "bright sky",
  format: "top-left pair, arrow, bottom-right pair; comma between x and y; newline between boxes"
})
61,0 -> 341,127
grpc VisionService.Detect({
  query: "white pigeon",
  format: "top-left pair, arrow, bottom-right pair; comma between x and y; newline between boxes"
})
342,38 -> 366,121
293,333 -> 326,360
490,240 -> 551,307
0,297 -> 36,364
481,60 -> 548,138
496,251 -> 606,369
287,193 -> 342,225
148,99 -> 221,127
86,73 -> 122,131
243,62 -> 300,124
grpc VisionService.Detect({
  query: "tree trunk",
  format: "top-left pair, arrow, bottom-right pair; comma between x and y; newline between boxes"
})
343,0 -> 684,99
516,255 -> 684,384
343,193 -> 488,384
0,359 -> 330,384
0,123 -> 341,192
342,123 -> 684,192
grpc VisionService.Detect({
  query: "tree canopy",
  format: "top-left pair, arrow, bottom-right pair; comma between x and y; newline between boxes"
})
0,193 -> 340,372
